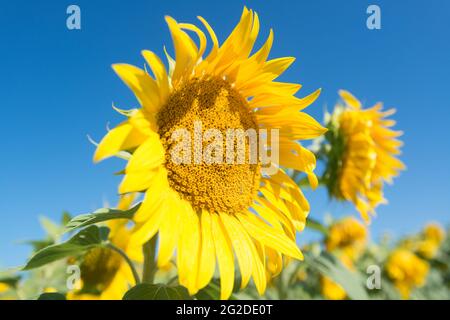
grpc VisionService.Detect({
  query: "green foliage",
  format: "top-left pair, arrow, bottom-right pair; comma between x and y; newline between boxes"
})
64,204 -> 140,232
320,119 -> 346,199
37,292 -> 66,300
195,281 -> 238,300
3,205 -> 449,301
123,283 -> 191,300
23,226 -> 110,270
0,274 -> 21,288
307,252 -> 369,300
306,218 -> 329,236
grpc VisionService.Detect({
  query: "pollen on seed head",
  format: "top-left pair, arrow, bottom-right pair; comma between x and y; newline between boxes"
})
157,76 -> 261,214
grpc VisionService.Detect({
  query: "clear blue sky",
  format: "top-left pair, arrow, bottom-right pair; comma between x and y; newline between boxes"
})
1,0 -> 449,267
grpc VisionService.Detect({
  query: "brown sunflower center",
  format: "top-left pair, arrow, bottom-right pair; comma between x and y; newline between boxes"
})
157,76 -> 261,214
80,247 -> 122,291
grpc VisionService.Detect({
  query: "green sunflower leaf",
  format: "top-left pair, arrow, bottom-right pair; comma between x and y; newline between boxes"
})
307,251 -> 369,300
123,283 -> 191,300
194,280 -> 238,300
64,203 -> 141,232
23,226 -> 110,270
37,292 -> 66,300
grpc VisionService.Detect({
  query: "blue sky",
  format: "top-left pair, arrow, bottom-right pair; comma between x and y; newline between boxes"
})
0,0 -> 449,267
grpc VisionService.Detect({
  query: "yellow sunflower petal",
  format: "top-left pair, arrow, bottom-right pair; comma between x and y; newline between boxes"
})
141,50 -> 170,104
239,213 -> 303,260
258,111 -> 327,140
165,16 -> 198,84
157,193 -> 182,267
220,213 -> 253,289
94,121 -> 147,162
196,210 -> 216,290
197,16 -> 219,60
339,90 -> 361,109
125,132 -> 165,173
177,201 -> 201,295
132,168 -> 169,224
112,64 -> 161,113
211,214 -> 235,300
130,189 -> 168,245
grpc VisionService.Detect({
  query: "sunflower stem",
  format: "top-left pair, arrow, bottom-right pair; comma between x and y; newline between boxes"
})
106,242 -> 141,285
142,235 -> 158,284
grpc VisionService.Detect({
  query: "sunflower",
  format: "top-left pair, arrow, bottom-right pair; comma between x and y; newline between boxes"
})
322,90 -> 405,221
94,8 -> 326,299
326,216 -> 367,260
385,249 -> 429,299
321,276 -> 346,300
0,283 -> 9,294
423,223 -> 446,244
68,194 -> 143,300
415,223 -> 446,259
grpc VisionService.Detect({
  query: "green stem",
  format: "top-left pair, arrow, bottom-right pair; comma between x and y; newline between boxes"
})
306,217 -> 329,236
276,275 -> 287,300
106,243 -> 140,285
142,235 -> 158,284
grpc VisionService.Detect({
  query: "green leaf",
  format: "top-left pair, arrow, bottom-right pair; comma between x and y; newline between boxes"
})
307,252 -> 369,300
23,226 -> 110,270
123,283 -> 191,300
195,280 -> 238,300
37,292 -> 66,300
306,218 -> 329,236
65,204 -> 141,232
195,282 -> 221,300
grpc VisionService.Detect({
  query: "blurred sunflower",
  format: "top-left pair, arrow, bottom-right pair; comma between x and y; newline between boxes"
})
322,90 -> 405,221
416,223 -> 446,259
68,194 -> 143,300
326,216 -> 367,260
0,283 -> 9,294
94,8 -> 326,298
321,276 -> 346,300
385,249 -> 429,299
423,223 -> 446,244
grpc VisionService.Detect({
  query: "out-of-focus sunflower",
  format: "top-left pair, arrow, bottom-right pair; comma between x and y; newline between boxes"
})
416,223 -> 446,259
423,223 -> 446,244
94,8 -> 326,298
0,283 -> 9,294
322,90 -> 405,221
68,194 -> 143,300
326,216 -> 367,260
416,240 -> 440,260
0,282 -> 14,300
385,249 -> 429,299
321,276 -> 346,300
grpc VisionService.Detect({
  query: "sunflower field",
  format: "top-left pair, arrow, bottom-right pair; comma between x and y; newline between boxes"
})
0,5 -> 448,301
